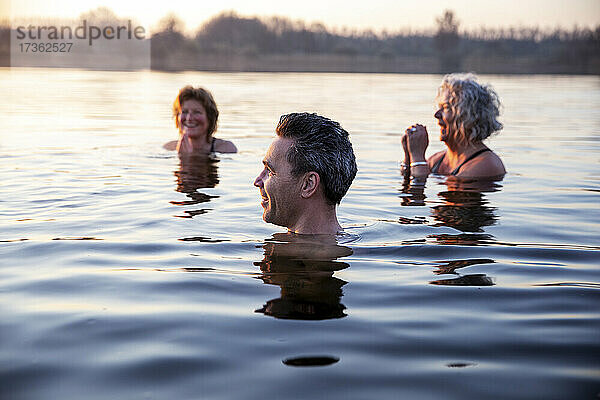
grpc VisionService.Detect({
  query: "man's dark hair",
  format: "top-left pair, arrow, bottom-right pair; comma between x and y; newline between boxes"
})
276,112 -> 357,205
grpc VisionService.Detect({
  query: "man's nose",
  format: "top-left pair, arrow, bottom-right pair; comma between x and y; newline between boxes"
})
254,170 -> 264,187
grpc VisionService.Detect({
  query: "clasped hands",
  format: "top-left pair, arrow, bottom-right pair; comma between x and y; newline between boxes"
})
401,123 -> 429,165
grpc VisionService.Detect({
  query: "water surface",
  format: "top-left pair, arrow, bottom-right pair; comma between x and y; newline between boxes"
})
1,69 -> 599,399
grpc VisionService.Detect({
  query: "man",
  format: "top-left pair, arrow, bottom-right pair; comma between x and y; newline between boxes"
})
253,112 -> 357,235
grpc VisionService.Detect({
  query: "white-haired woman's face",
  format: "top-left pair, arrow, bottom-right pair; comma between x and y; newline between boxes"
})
434,92 -> 455,143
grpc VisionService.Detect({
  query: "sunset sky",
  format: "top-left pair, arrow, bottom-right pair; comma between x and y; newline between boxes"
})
4,0 -> 600,33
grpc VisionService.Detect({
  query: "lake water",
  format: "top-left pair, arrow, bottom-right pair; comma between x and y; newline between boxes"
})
1,68 -> 599,399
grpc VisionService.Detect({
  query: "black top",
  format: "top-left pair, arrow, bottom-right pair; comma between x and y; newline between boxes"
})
431,148 -> 491,176
210,137 -> 216,153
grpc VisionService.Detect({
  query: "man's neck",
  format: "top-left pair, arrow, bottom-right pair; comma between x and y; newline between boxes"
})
287,204 -> 342,235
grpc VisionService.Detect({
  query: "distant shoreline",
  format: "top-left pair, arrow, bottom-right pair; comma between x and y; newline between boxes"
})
1,64 -> 598,76
149,53 -> 600,75
2,50 -> 598,75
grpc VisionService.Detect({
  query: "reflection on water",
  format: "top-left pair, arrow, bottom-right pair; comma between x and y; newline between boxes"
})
283,356 -> 340,367
432,258 -> 495,275
431,190 -> 497,232
178,236 -> 230,243
430,258 -> 496,286
428,233 -> 495,246
398,179 -> 427,207
400,177 -> 502,246
254,233 -> 351,320
430,274 -> 495,286
170,154 -> 219,218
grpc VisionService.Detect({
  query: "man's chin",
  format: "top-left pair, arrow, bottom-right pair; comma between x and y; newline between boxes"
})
263,211 -> 286,228
262,210 -> 273,224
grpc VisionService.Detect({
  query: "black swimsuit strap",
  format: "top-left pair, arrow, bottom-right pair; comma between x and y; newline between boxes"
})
450,148 -> 491,175
431,152 -> 446,174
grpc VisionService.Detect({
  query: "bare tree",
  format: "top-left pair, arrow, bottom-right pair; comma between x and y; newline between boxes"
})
435,10 -> 461,72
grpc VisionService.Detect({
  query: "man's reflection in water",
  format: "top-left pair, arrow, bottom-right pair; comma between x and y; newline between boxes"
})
170,154 -> 219,218
254,233 -> 352,320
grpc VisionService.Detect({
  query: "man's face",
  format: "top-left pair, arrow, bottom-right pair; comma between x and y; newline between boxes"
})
254,137 -> 302,229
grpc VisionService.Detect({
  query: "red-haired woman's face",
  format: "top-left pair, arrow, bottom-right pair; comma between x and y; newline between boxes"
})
178,99 -> 209,139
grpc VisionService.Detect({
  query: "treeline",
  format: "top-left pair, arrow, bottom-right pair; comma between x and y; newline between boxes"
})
1,9 -> 599,74
154,13 -> 434,57
150,10 -> 599,74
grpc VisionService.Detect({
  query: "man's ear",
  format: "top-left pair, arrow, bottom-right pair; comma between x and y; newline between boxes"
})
300,171 -> 320,198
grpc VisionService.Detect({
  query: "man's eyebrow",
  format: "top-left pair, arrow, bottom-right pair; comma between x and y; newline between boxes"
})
262,159 -> 274,170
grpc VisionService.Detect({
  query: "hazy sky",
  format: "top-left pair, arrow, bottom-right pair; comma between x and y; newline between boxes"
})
4,0 -> 600,33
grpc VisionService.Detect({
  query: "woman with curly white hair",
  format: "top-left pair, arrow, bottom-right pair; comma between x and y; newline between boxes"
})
401,73 -> 505,180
